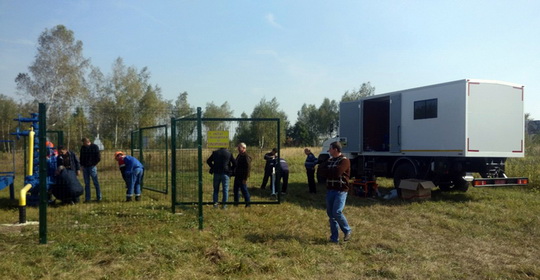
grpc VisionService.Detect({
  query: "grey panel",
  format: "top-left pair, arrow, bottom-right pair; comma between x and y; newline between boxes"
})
390,94 -> 402,153
339,101 -> 361,153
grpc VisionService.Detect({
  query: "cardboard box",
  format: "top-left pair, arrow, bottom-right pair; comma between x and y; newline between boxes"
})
399,179 -> 435,200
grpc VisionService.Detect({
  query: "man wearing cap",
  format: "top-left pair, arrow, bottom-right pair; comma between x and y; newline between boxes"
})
115,151 -> 128,187
114,152 -> 144,202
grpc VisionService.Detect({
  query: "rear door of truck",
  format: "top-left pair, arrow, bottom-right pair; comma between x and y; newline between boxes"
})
466,80 -> 525,158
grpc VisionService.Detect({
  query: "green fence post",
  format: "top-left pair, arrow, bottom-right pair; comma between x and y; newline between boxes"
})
130,130 -> 136,157
276,119 -> 281,203
138,129 -> 143,189
171,118 -> 176,214
197,107 -> 203,230
38,103 -> 47,244
165,124 -> 169,195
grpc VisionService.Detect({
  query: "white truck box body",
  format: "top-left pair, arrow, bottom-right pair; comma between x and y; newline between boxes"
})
340,79 -> 525,158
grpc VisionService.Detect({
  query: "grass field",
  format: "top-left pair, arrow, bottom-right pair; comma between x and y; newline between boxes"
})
0,147 -> 539,279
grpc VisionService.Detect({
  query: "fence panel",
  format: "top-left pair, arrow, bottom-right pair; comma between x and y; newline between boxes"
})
135,125 -> 169,194
172,116 -> 283,209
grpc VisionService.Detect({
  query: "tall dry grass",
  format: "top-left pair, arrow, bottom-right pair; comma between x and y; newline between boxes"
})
0,145 -> 538,279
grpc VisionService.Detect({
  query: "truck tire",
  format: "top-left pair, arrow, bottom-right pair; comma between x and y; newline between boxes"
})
452,176 -> 469,192
393,162 -> 417,189
438,183 -> 452,192
439,176 -> 469,192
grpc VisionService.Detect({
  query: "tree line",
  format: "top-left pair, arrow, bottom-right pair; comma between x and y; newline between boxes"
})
0,25 -> 375,150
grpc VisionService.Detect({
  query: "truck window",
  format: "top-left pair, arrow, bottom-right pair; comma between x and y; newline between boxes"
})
414,98 -> 438,120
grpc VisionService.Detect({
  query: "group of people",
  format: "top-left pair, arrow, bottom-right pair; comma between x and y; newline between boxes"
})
50,137 -> 352,243
260,148 -> 290,194
206,142 -> 252,208
208,142 -> 352,243
47,137 -> 144,204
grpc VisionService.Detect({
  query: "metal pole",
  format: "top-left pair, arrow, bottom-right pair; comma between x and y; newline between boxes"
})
38,103 -> 47,244
276,119 -> 281,202
170,118 -> 176,214
165,125 -> 169,195
197,108 -> 203,230
138,129 -> 143,190
58,131 -> 64,146
9,140 -> 15,200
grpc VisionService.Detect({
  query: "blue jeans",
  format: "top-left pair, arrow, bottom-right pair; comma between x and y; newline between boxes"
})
83,166 -> 101,201
213,173 -> 230,204
326,190 -> 351,242
126,168 -> 143,197
233,177 -> 250,205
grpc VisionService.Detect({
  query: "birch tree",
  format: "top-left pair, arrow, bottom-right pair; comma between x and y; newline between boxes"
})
15,25 -> 90,127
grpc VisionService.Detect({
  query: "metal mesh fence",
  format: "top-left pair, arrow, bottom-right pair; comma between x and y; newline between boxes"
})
0,106 -> 178,245
0,105 -> 284,241
0,140 -> 15,201
132,125 -> 169,194
173,117 -> 283,208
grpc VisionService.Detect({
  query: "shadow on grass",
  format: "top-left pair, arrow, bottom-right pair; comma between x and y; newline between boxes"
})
274,182 -> 477,210
244,232 -> 331,245
0,197 -> 18,209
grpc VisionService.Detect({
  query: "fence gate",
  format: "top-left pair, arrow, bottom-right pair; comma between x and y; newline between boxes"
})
131,125 -> 169,194
171,108 -> 282,229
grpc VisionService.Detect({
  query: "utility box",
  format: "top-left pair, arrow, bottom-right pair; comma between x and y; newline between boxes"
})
399,179 -> 436,200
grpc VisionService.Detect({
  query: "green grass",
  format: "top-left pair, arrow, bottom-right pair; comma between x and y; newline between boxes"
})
0,147 -> 539,279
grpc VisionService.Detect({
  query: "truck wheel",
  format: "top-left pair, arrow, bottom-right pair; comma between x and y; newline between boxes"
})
438,183 -> 452,192
439,176 -> 469,192
393,163 -> 417,188
452,177 -> 469,192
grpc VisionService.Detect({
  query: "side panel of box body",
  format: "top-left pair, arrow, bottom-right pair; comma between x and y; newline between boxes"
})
466,80 -> 524,158
399,80 -> 467,157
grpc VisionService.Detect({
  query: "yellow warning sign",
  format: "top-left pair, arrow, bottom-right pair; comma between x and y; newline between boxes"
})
207,131 -> 229,149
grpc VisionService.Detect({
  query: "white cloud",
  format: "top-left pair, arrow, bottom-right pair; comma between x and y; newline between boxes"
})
265,13 -> 282,29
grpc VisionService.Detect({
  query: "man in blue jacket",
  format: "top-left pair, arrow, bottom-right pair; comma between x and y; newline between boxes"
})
304,148 -> 318,193
115,152 -> 144,202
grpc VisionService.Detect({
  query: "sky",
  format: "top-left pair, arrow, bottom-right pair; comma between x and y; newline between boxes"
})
1,0 -> 539,124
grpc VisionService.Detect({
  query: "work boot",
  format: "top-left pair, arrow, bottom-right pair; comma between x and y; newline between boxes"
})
344,231 -> 352,242
135,196 -> 141,201
126,196 -> 133,202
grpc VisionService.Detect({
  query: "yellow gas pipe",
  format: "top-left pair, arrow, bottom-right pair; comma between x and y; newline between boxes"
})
27,128 -> 34,176
19,127 -> 35,223
19,184 -> 32,207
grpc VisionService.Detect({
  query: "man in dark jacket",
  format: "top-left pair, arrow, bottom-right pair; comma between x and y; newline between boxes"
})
260,148 -> 277,189
80,137 -> 102,202
304,148 -> 318,193
233,142 -> 251,207
207,147 -> 236,209
277,157 -> 289,194
53,145 -> 83,204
